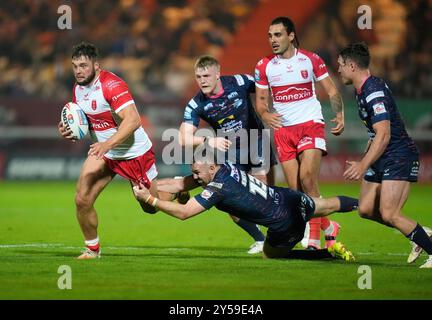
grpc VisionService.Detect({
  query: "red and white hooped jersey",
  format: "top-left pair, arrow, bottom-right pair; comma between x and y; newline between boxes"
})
254,49 -> 329,126
72,70 -> 152,160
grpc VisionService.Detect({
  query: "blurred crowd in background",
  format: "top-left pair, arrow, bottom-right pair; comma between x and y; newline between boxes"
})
0,0 -> 430,104
0,0 -> 259,102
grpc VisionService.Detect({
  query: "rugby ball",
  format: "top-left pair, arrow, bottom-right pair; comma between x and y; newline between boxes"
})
61,102 -> 89,140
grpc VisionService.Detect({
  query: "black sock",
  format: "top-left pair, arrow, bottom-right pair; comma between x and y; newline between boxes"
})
407,224 -> 432,255
282,249 -> 333,260
235,219 -> 265,242
337,196 -> 359,212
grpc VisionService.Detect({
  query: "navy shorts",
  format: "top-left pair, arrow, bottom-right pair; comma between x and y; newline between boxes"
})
265,192 -> 315,249
364,155 -> 419,183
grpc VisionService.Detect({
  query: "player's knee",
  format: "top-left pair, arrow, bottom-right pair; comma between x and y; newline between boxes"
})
300,174 -> 318,194
380,211 -> 399,227
75,193 -> 93,211
358,205 -> 374,219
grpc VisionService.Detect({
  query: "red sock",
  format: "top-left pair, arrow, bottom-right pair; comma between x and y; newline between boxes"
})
321,217 -> 331,230
309,217 -> 321,241
85,237 -> 100,252
86,243 -> 100,252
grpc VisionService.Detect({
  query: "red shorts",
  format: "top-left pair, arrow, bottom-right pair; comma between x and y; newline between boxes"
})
274,120 -> 327,162
103,148 -> 158,189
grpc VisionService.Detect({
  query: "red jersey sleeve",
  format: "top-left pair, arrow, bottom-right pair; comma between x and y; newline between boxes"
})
254,57 -> 270,88
309,52 -> 329,81
101,71 -> 135,112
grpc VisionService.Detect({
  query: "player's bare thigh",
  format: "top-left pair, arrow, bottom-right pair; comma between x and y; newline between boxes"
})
379,180 -> 415,234
76,156 -> 115,203
358,179 -> 381,219
280,159 -> 301,190
298,148 -> 322,196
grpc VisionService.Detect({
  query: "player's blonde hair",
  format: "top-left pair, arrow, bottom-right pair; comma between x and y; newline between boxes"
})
194,55 -> 220,71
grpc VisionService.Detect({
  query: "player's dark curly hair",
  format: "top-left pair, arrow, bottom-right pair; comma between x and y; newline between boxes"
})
339,42 -> 370,69
271,16 -> 300,48
71,42 -> 99,60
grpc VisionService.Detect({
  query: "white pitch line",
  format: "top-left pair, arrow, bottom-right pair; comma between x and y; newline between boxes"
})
0,243 -> 190,251
0,243 -> 408,255
357,252 -> 408,256
0,243 -> 64,248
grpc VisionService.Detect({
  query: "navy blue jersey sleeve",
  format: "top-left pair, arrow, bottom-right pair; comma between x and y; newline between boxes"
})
183,97 -> 201,127
194,185 -> 224,210
233,74 -> 255,94
365,90 -> 390,124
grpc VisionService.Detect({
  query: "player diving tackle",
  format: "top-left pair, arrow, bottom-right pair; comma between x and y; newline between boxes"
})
133,151 -> 358,261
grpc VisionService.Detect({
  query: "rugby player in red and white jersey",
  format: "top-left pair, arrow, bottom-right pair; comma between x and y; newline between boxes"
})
255,17 -> 345,250
58,42 -> 163,259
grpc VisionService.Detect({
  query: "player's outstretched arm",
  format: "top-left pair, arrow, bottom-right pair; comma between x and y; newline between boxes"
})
133,185 -> 206,220
179,122 -> 202,147
179,122 -> 231,151
158,175 -> 199,194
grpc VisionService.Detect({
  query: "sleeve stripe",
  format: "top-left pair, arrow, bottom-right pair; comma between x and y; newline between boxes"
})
316,73 -> 329,82
234,74 -> 245,86
255,83 -> 269,89
115,100 -> 134,113
188,98 -> 198,109
366,91 -> 385,103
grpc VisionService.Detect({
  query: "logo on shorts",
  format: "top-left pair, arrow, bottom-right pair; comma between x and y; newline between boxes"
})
298,136 -> 313,149
411,161 -> 419,177
365,168 -> 375,176
300,70 -> 308,79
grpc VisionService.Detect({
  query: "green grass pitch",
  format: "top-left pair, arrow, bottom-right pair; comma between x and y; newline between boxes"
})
0,181 -> 431,300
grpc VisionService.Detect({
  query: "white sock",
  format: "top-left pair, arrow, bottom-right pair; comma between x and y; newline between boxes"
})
85,237 -> 99,247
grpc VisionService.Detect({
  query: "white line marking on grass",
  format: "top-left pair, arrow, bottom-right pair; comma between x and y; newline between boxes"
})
0,243 -> 191,251
0,244 -> 407,255
357,252 -> 407,256
0,243 -> 64,248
